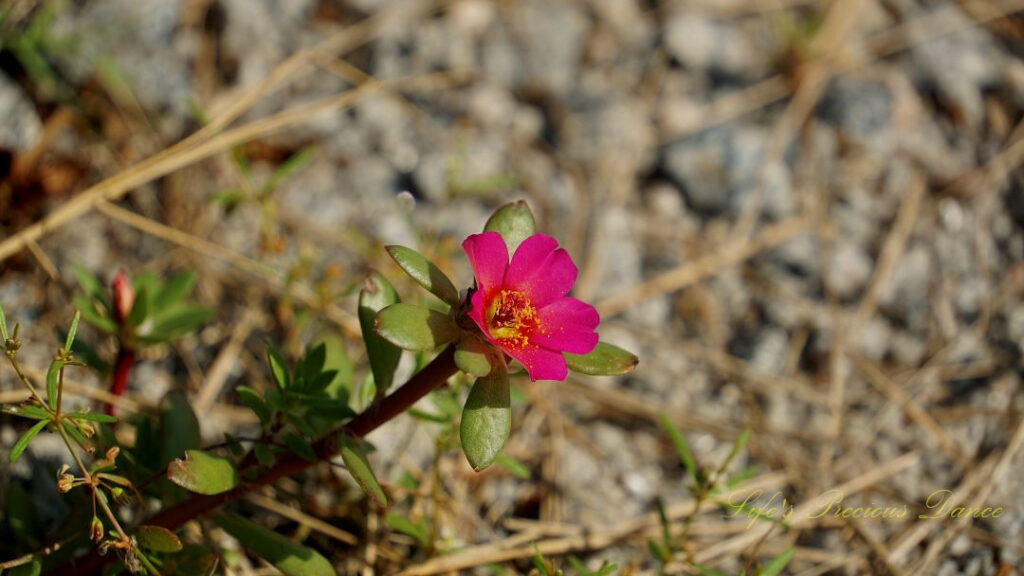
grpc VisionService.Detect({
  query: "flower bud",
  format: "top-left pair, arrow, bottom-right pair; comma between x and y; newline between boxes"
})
57,473 -> 75,493
112,270 -> 135,325
90,516 -> 105,542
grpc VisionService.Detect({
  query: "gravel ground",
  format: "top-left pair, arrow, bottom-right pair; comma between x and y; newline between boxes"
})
1,0 -> 1023,574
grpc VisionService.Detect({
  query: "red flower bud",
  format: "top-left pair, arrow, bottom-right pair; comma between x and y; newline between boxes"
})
112,270 -> 134,325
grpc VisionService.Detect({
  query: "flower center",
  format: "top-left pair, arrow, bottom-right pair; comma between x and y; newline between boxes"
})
486,289 -> 538,347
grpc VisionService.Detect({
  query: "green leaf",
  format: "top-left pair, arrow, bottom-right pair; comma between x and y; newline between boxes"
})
154,272 -> 197,311
215,512 -> 335,576
375,303 -> 459,352
161,545 -> 219,576
266,345 -> 290,390
254,443 -> 275,467
306,399 -> 356,421
147,305 -> 213,340
454,336 -> 493,377
484,200 -> 536,255
358,271 -> 402,394
316,336 -> 353,400
761,546 -> 795,576
263,146 -> 316,194
658,413 -> 698,485
385,245 -> 460,306
9,420 -> 48,463
385,514 -> 429,546
60,419 -> 92,452
236,386 -> 271,425
45,358 -> 63,411
0,302 -> 8,341
136,525 -> 183,553
128,285 -> 149,328
3,404 -> 51,420
73,263 -> 105,300
284,433 -> 317,462
63,310 -> 81,354
647,539 -> 669,564
160,391 -> 201,469
565,342 -> 638,376
494,453 -> 530,480
339,434 -> 387,506
167,450 -> 240,495
66,411 -> 118,423
74,295 -> 116,333
299,343 -> 327,387
722,428 -> 750,473
460,364 -> 511,471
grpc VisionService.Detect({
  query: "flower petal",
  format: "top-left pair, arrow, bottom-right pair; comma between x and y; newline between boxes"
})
506,345 -> 568,382
505,235 -> 577,307
467,289 -> 489,336
462,232 -> 509,294
532,297 -> 600,354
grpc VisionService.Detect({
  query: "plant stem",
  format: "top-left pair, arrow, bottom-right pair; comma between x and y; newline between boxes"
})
63,345 -> 459,575
5,350 -> 49,408
107,346 -> 135,416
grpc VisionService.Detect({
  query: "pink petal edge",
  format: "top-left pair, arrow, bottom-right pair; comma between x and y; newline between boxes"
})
462,232 -> 509,294
532,297 -> 600,354
507,345 -> 568,382
507,247 -> 578,307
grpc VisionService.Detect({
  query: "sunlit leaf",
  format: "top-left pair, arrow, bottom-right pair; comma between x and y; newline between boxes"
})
484,200 -> 536,254
386,245 -> 460,306
154,272 -> 197,311
375,303 -> 459,351
460,364 -> 510,471
215,512 -> 334,576
339,434 -> 387,506
454,336 -> 493,377
167,450 -> 240,495
136,525 -> 183,553
385,514 -> 429,546
9,420 -> 48,463
565,342 -> 638,376
358,271 -> 402,394
761,546 -> 795,576
236,386 -> 270,425
266,345 -> 289,390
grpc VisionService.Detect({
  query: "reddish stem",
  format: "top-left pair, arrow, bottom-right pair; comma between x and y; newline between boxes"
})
107,346 -> 135,416
65,345 -> 458,575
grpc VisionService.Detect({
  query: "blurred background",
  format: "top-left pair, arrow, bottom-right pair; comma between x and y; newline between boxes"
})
1,0 -> 1022,574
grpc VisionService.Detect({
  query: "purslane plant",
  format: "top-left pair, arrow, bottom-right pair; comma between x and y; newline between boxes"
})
1,201 -> 637,576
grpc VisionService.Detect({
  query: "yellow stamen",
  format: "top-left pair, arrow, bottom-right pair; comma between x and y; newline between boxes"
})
487,289 -> 540,347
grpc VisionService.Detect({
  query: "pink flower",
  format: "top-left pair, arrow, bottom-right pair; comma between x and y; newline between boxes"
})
462,232 -> 599,381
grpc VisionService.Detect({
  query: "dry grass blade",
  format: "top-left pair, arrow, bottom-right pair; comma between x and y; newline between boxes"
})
400,474 -> 790,575
245,492 -> 359,546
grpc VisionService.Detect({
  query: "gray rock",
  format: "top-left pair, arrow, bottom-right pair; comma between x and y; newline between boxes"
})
0,73 -> 42,151
54,0 -> 194,132
663,15 -> 765,79
911,6 -> 1005,129
825,241 -> 873,299
663,125 -> 766,215
510,0 -> 588,96
879,243 -> 932,332
818,76 -> 893,138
